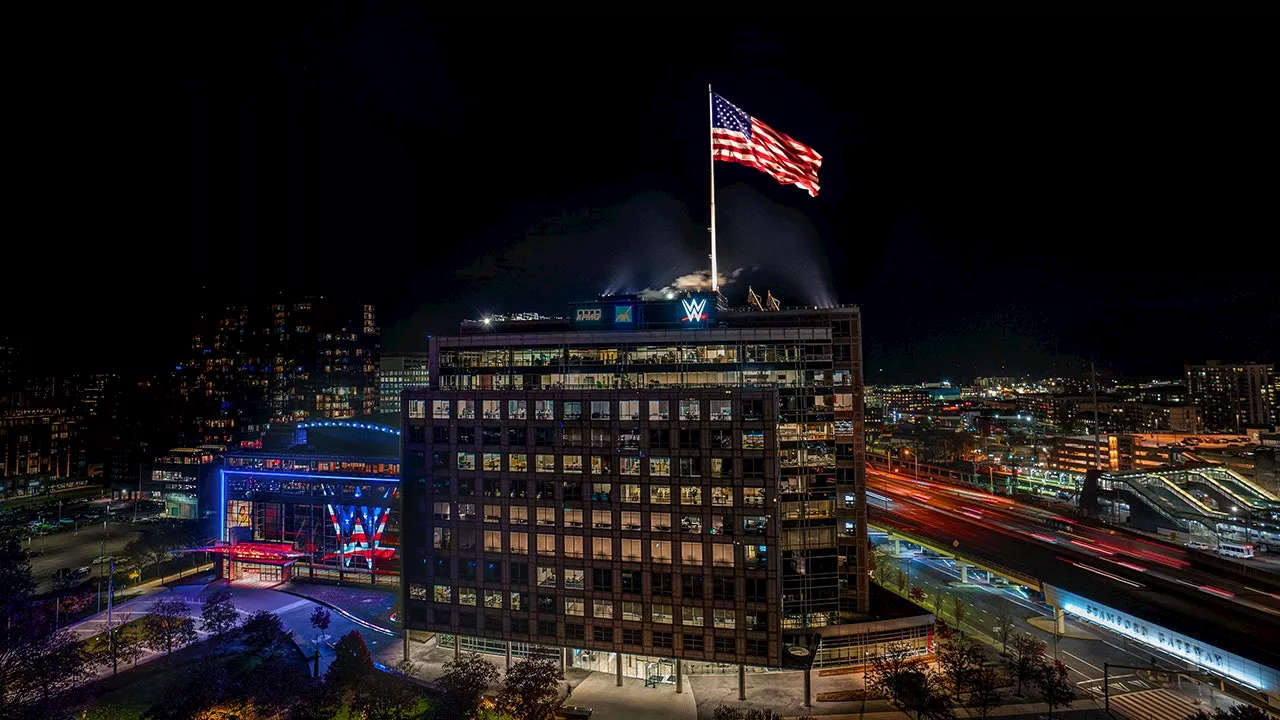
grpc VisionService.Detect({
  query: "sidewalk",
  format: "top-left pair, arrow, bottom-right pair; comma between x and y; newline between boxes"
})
65,564 -> 216,634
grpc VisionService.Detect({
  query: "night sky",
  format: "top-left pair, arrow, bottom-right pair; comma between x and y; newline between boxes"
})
7,12 -> 1277,383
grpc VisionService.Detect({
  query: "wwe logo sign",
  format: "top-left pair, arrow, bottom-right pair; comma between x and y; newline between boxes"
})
681,297 -> 708,323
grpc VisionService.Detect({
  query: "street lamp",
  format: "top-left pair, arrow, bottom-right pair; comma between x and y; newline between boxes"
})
902,447 -> 920,481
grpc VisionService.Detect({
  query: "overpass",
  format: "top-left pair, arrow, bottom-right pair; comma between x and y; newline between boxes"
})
868,518 -> 1042,592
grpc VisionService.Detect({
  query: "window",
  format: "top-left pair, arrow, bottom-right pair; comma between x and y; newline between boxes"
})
538,594 -> 555,613
538,620 -> 557,638
649,400 -> 670,420
484,531 -> 502,552
592,510 -> 612,529
746,639 -> 767,657
563,401 -> 582,420
591,456 -> 611,474
679,457 -> 701,477
744,544 -> 767,569
680,486 -> 702,505
485,590 -> 504,609
620,484 -> 641,504
649,457 -> 671,476
459,560 -> 477,581
682,606 -> 704,626
409,583 -> 427,601
710,486 -> 733,506
649,429 -> 670,449
592,482 -> 611,502
592,537 -> 612,560
651,540 -> 672,563
433,528 -> 452,550
621,570 -> 641,593
508,427 -> 527,445
652,604 -> 673,624
535,400 -> 555,419
565,598 -> 584,617
536,454 -> 556,473
459,587 -> 477,606
432,400 -> 451,419
592,600 -> 614,619
458,479 -> 475,497
563,427 -> 584,446
681,543 -> 703,565
592,627 -> 613,643
713,577 -> 735,601
621,538 -> 642,562
620,400 -> 640,420
433,501 -> 451,520
590,401 -> 611,419
537,534 -> 556,556
485,615 -> 503,633
679,429 -> 701,450
510,591 -> 524,611
458,400 -> 476,419
564,455 -> 583,473
457,452 -> 476,471
709,399 -> 732,420
508,400 -> 527,419
742,430 -> 765,450
712,544 -> 734,567
536,507 -> 555,526
510,562 -> 528,585
483,427 -> 502,445
742,488 -> 765,507
714,429 -> 733,449
652,572 -> 674,596
618,430 -> 640,450
432,426 -> 450,443
564,508 -> 583,528
683,634 -> 704,652
484,561 -> 501,583
564,535 -> 583,558
565,568 -> 584,589
622,629 -> 642,646
408,399 -> 426,419
653,631 -> 674,649
621,457 -> 641,476
622,601 -> 643,621
650,485 -> 671,504
508,532 -> 528,554
482,400 -> 501,419
566,623 -> 584,640
651,512 -> 671,531
483,504 -> 502,522
742,399 -> 763,420
509,507 -> 528,525
482,452 -> 502,471
679,399 -> 701,420
537,566 -> 557,588
714,635 -> 736,653
433,585 -> 452,603
681,514 -> 702,534
535,427 -> 555,446
620,511 -> 641,530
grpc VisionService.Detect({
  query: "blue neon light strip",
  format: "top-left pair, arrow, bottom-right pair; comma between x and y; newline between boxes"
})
294,420 -> 401,436
222,470 -> 398,483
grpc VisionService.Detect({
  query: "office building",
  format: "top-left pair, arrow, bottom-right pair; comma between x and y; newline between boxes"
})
380,354 -> 431,414
403,291 -> 933,674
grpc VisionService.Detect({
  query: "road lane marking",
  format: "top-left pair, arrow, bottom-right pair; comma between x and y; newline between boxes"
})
1063,650 -> 1103,673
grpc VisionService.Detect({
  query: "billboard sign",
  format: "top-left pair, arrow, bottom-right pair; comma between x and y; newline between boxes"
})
575,307 -> 603,323
614,305 -> 634,323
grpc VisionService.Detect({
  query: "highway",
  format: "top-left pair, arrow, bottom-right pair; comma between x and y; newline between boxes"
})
866,467 -> 1280,675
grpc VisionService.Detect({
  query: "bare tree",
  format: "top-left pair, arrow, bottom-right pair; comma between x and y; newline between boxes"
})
142,595 -> 198,658
967,667 -> 1003,718
1034,658 -> 1074,719
951,595 -> 967,630
936,632 -> 986,699
896,567 -> 908,593
993,605 -> 1015,655
874,553 -> 893,585
1008,632 -> 1046,697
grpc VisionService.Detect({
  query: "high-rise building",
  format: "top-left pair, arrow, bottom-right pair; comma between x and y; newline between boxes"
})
0,410 -> 82,496
0,337 -> 23,409
379,354 -> 431,414
1185,362 -> 1276,432
402,292 -> 931,673
176,297 -> 381,446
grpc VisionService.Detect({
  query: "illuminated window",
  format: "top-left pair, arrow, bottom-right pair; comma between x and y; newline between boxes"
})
742,430 -> 765,449
592,510 -> 612,529
590,401 -> 610,419
564,598 -> 584,617
459,587 -> 477,606
714,609 -> 735,628
709,399 -> 731,420
484,590 -> 503,609
433,585 -> 452,603
680,486 -> 702,505
536,454 -> 556,472
622,601 -> 643,621
649,457 -> 671,476
535,400 -> 554,420
565,568 -> 584,589
458,400 -> 475,419
621,538 -> 642,561
483,505 -> 502,522
591,456 -> 611,474
650,485 -> 671,504
712,544 -> 734,567
537,534 -> 556,556
621,457 -> 641,476
651,512 -> 671,531
742,488 -> 765,507
710,486 -> 733,506
432,400 -> 451,419
508,453 -> 527,472
710,458 -> 726,478
651,540 -> 672,563
681,543 -> 703,565
483,531 -> 502,552
457,452 -> 476,471
509,507 -> 528,525
510,591 -> 523,610
619,400 -> 640,420
537,566 -> 557,588
564,455 -> 583,474
563,401 -> 582,420
508,532 -> 528,554
482,453 -> 502,471
408,400 -> 426,419
537,507 -> 555,527
682,606 -> 704,626
679,399 -> 701,420
564,535 -> 583,558
652,604 -> 673,624
564,508 -> 583,527
593,600 -> 614,619
620,484 -> 641,503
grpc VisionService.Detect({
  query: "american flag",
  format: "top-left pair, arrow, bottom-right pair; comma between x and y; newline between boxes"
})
712,93 -> 822,197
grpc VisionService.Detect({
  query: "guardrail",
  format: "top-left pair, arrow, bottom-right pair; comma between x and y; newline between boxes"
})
868,517 -> 1043,592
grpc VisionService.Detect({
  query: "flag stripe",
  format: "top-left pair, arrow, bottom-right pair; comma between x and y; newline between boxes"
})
711,93 -> 822,197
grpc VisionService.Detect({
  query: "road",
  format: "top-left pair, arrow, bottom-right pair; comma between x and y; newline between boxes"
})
27,517 -> 140,593
866,467 -> 1280,676
875,547 -> 1239,719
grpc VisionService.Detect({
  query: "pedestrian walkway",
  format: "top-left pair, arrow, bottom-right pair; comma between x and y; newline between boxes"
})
569,669 -> 698,720
1107,688 -> 1205,720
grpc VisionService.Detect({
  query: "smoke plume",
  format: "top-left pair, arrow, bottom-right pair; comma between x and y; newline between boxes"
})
637,267 -> 744,300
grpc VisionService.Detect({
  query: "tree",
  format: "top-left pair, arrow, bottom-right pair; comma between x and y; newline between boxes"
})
874,553 -> 893,585
993,605 -> 1015,655
711,709 -> 784,720
200,590 -> 240,643
142,595 -> 198,658
950,595 -> 967,630
867,642 -> 954,720
967,667 -> 1003,718
240,610 -> 292,659
936,632 -> 986,699
100,613 -> 144,676
353,659 -> 425,720
896,567 -> 908,593
1187,705 -> 1272,720
437,652 -> 500,720
908,586 -> 927,603
1034,659 -> 1073,719
1007,632 -> 1045,697
497,648 -> 563,720
325,630 -> 374,697
309,605 -> 332,645
0,537 -> 92,718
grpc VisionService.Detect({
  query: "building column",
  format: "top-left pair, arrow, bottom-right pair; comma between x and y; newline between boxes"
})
562,647 -> 570,671
738,664 -> 746,701
453,634 -> 460,660
615,652 -> 623,687
893,537 -> 902,556
803,668 -> 812,708
505,640 -> 512,671
1053,607 -> 1066,634
960,565 -> 969,584
676,659 -> 683,694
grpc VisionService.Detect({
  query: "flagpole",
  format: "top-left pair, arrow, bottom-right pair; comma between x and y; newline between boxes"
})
708,83 -> 719,294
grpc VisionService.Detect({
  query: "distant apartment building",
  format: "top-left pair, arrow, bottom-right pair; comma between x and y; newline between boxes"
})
1044,396 -> 1200,434
1185,362 -> 1276,432
0,410 -> 83,497
379,354 -> 430,414
175,297 -> 380,446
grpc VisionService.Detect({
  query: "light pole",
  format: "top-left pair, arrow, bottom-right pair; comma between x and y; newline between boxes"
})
902,447 -> 920,481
